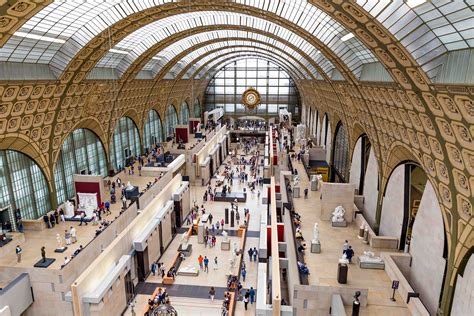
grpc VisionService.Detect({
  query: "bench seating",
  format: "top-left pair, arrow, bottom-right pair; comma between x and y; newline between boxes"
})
143,287 -> 164,315
162,252 -> 183,285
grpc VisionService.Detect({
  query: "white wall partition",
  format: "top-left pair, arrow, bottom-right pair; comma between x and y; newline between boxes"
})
409,182 -> 445,316
379,165 -> 405,238
363,149 -> 379,227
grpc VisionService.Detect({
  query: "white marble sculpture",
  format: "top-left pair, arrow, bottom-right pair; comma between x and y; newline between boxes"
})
64,201 -> 74,217
312,223 -> 320,243
232,241 -> 239,255
56,234 -> 64,249
293,174 -> 300,187
180,232 -> 189,249
331,205 -> 346,222
339,253 -> 349,264
360,251 -> 383,263
126,181 -> 134,190
222,230 -> 229,242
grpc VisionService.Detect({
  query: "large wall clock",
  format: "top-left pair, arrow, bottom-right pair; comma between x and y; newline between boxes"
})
242,87 -> 261,110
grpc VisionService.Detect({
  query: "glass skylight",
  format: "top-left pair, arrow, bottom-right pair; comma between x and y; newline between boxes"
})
137,36 -> 318,79
355,0 -> 474,79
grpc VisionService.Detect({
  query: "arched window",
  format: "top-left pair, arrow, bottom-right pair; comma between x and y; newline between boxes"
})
165,105 -> 178,137
194,98 -> 201,118
0,150 -> 51,219
204,58 -> 300,118
54,129 -> 108,204
143,110 -> 164,150
111,117 -> 141,170
332,122 -> 350,182
180,101 -> 190,125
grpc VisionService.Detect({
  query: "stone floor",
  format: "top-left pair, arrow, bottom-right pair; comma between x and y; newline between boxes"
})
0,164 -> 157,270
124,148 -> 263,315
290,155 -> 410,315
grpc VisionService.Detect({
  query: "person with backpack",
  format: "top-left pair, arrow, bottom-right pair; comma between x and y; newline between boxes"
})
345,246 -> 354,263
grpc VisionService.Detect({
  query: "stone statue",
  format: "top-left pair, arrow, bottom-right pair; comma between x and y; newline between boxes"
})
331,205 -> 346,222
64,201 -> 74,217
180,232 -> 189,249
126,181 -> 134,190
232,241 -> 239,255
293,174 -> 300,187
56,234 -> 63,249
312,223 -> 320,243
222,230 -> 229,242
360,251 -> 383,263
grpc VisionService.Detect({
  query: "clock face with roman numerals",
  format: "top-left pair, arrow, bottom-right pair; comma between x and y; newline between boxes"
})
242,88 -> 261,110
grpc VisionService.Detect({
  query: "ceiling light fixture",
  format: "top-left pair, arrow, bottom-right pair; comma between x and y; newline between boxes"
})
152,56 -> 162,60
14,31 -> 65,44
109,48 -> 129,55
341,33 -> 355,42
406,0 -> 427,8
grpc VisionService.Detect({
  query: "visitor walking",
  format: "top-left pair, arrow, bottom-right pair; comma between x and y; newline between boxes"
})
214,256 -> 218,270
249,287 -> 255,304
16,245 -> 22,263
241,267 -> 247,281
65,229 -> 71,245
198,255 -> 204,270
204,256 -> 209,272
346,246 -> 354,263
253,247 -> 258,262
70,226 -> 77,243
209,287 -> 215,301
243,291 -> 250,310
248,248 -> 253,262
343,240 -> 349,254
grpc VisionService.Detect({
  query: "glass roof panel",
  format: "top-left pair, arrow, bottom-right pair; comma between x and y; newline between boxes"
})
0,0 -> 171,74
178,47 -> 309,80
355,0 -> 473,80
194,52 -> 303,81
0,0 -> 374,78
98,11 -> 334,77
132,33 -> 319,78
160,40 -> 317,79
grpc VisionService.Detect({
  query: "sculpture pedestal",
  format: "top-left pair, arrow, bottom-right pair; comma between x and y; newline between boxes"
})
332,220 -> 347,227
221,240 -> 230,250
54,247 -> 68,253
311,240 -> 321,253
337,263 -> 348,284
178,243 -> 192,257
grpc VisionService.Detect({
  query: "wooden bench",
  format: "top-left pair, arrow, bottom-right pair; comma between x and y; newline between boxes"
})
162,252 -> 183,285
143,287 -> 164,315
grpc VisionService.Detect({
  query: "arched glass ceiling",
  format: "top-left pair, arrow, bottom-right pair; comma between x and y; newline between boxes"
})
0,1 -> 374,78
175,45 -> 311,80
193,52 -> 304,81
1,0 -> 470,81
140,40 -> 318,80
182,48 -> 309,80
97,12 -> 335,76
110,30 -> 325,78
355,0 -> 474,79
